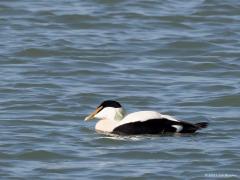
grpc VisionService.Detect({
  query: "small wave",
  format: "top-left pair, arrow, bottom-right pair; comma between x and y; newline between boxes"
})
17,150 -> 73,160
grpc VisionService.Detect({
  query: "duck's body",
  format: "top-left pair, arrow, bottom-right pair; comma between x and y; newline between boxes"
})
85,100 -> 208,135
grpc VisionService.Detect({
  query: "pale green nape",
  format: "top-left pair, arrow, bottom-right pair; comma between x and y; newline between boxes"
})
114,108 -> 125,121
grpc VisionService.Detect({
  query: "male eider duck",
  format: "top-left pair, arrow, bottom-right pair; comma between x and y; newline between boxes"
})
85,100 -> 208,135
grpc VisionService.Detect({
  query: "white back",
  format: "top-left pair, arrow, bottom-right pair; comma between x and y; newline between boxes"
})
118,111 -> 179,126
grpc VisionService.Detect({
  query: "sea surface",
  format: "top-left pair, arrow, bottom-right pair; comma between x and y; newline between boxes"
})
1,0 -> 240,179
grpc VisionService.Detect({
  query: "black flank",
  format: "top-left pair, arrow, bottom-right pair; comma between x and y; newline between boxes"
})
112,118 -> 203,135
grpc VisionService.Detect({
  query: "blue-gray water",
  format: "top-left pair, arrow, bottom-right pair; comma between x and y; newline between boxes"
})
1,0 -> 240,179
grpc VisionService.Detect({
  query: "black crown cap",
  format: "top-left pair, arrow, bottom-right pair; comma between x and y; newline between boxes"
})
98,100 -> 122,108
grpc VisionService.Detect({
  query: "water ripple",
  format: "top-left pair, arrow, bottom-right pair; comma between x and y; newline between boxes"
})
1,0 -> 240,179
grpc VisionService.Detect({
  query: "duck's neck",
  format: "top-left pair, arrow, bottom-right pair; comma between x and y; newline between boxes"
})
95,108 -> 125,133
114,108 -> 125,121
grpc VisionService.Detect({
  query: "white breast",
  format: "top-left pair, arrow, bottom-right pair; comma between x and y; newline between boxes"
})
95,119 -> 118,133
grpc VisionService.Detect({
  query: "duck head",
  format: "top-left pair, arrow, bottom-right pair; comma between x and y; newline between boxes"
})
84,100 -> 125,121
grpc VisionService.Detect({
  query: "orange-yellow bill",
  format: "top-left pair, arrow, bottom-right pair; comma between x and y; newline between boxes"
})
84,106 -> 103,121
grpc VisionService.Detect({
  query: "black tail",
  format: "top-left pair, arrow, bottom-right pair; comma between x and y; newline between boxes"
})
195,122 -> 208,129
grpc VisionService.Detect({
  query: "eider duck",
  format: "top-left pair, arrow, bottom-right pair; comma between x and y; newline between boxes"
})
85,100 -> 208,135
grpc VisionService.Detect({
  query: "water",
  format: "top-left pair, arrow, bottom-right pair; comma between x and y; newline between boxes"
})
1,0 -> 240,179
